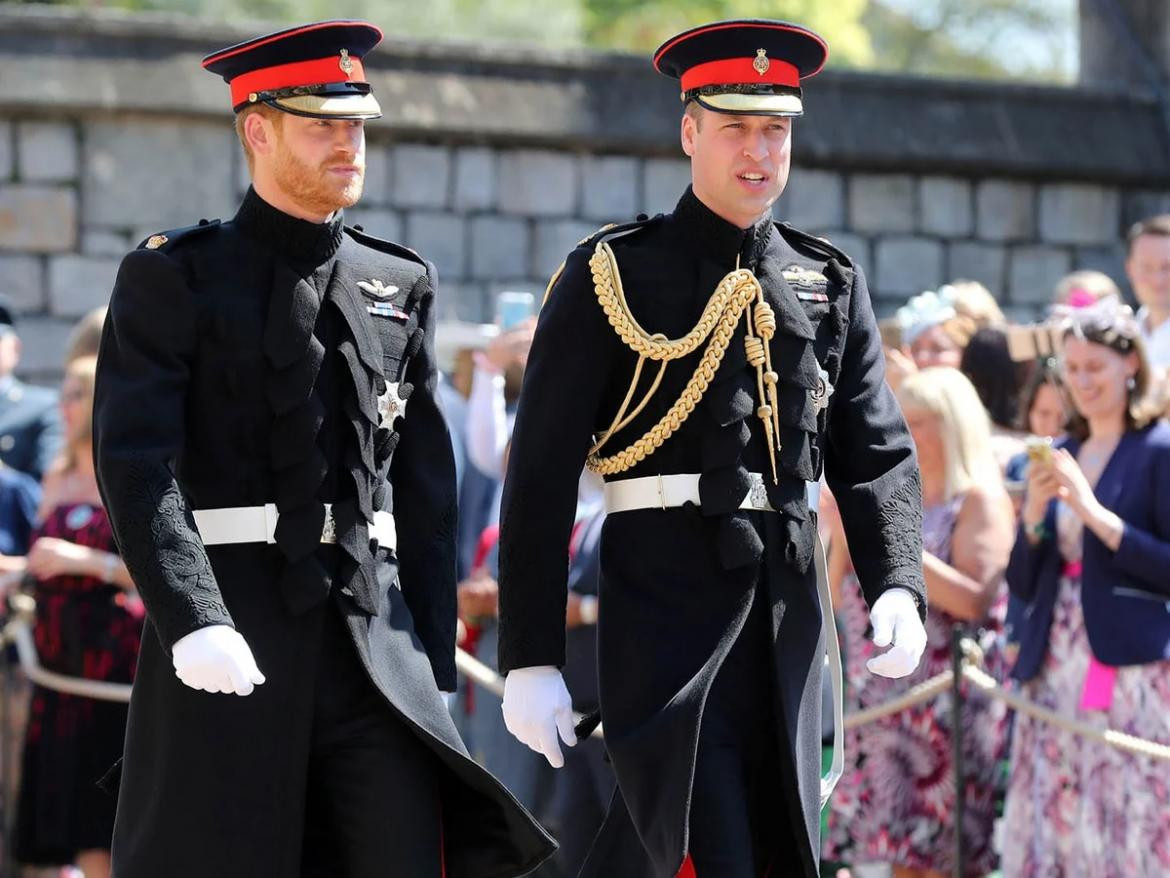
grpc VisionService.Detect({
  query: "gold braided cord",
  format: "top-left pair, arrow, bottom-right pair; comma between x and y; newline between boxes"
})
585,245 -> 772,476
589,242 -> 738,361
589,354 -> 669,458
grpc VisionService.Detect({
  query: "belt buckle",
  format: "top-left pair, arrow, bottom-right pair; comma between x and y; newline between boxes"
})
656,474 -> 666,511
321,505 -> 337,544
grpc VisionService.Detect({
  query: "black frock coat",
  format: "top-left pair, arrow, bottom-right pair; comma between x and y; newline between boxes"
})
93,189 -> 555,878
497,188 -> 926,877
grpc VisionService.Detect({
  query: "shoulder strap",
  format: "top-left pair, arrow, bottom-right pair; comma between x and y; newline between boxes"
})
137,219 -> 221,253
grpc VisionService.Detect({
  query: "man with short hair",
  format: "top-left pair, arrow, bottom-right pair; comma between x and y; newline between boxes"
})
93,20 -> 553,877
497,19 -> 928,877
1125,214 -> 1170,369
0,297 -> 62,481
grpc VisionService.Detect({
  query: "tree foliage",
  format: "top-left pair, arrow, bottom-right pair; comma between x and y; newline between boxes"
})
14,0 -> 1072,81
581,0 -> 873,66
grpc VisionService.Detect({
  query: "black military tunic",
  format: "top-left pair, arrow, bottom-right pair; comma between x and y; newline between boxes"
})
94,188 -> 555,877
497,187 -> 926,877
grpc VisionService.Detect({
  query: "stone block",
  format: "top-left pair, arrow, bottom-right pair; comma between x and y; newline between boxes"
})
498,150 -> 577,217
1008,246 -> 1073,305
919,176 -> 973,238
83,119 -> 236,229
776,168 -> 844,230
1038,183 -> 1121,245
1073,244 -> 1127,289
0,254 -> 45,312
17,122 -> 78,183
390,144 -> 451,209
533,219 -> 596,278
435,281 -> 489,323
642,157 -> 691,215
816,231 -> 869,271
469,216 -> 530,280
581,156 -> 638,222
453,147 -> 495,211
0,121 -> 11,181
404,212 -> 465,281
947,242 -> 1008,298
874,237 -> 945,298
346,208 -> 402,242
848,174 -> 915,234
1123,190 -> 1170,228
48,255 -> 120,318
359,144 -> 390,206
81,229 -> 130,257
0,186 -> 77,252
976,180 -> 1034,242
234,147 -> 250,196
13,316 -> 74,375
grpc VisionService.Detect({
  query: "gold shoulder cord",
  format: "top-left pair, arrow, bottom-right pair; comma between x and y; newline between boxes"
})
545,232 -> 785,484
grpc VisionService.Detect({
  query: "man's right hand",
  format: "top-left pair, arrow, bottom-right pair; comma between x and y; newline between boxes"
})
501,665 -> 577,768
171,625 -> 265,696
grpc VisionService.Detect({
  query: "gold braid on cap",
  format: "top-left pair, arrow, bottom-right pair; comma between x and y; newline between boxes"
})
546,234 -> 783,482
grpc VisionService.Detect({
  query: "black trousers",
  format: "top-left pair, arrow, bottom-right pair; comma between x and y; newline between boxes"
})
300,605 -> 445,877
687,587 -> 801,878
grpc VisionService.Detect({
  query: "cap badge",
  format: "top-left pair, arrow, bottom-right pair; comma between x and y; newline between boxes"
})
753,49 -> 770,76
339,48 -> 354,76
145,234 -> 168,250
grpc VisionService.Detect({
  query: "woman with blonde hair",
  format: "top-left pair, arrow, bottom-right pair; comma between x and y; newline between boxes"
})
824,367 -> 1014,878
13,356 -> 141,878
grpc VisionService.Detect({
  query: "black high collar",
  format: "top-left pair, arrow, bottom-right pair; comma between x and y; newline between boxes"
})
673,185 -> 774,269
234,186 -> 345,269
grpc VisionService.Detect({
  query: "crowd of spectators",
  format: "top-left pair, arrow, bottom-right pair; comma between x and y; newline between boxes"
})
821,214 -> 1170,878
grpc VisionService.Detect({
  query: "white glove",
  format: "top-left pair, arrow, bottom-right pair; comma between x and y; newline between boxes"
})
172,625 -> 265,696
501,665 -> 577,768
867,587 -> 927,679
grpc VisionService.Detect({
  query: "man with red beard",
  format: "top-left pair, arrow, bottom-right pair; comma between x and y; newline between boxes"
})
92,21 -> 554,878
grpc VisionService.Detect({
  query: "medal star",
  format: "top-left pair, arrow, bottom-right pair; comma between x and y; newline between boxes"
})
811,367 -> 834,414
377,382 -> 408,426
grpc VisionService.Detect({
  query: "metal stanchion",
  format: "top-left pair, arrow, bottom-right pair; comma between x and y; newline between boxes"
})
950,625 -> 966,878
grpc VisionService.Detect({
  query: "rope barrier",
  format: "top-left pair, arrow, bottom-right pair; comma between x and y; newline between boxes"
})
2,610 -> 1166,760
841,670 -> 953,730
962,664 -> 1170,763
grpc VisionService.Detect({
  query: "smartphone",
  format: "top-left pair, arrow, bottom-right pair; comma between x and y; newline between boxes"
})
1025,436 -> 1054,465
496,291 -> 535,331
878,317 -> 902,351
1007,323 -> 1063,363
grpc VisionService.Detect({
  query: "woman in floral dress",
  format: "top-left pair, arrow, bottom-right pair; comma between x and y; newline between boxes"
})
14,357 -> 141,878
1005,300 -> 1170,877
824,367 -> 1014,878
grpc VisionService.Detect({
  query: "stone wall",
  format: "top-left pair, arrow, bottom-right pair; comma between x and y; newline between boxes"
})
3,4 -> 1170,383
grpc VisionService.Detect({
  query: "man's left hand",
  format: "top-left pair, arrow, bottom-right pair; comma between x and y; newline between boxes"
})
866,587 -> 927,678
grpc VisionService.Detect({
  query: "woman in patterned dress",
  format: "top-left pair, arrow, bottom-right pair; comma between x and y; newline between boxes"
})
1004,300 -> 1170,877
824,367 -> 1014,878
14,356 -> 141,878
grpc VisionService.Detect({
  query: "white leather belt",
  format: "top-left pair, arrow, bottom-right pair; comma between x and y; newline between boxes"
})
192,504 -> 397,552
603,472 -> 820,515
